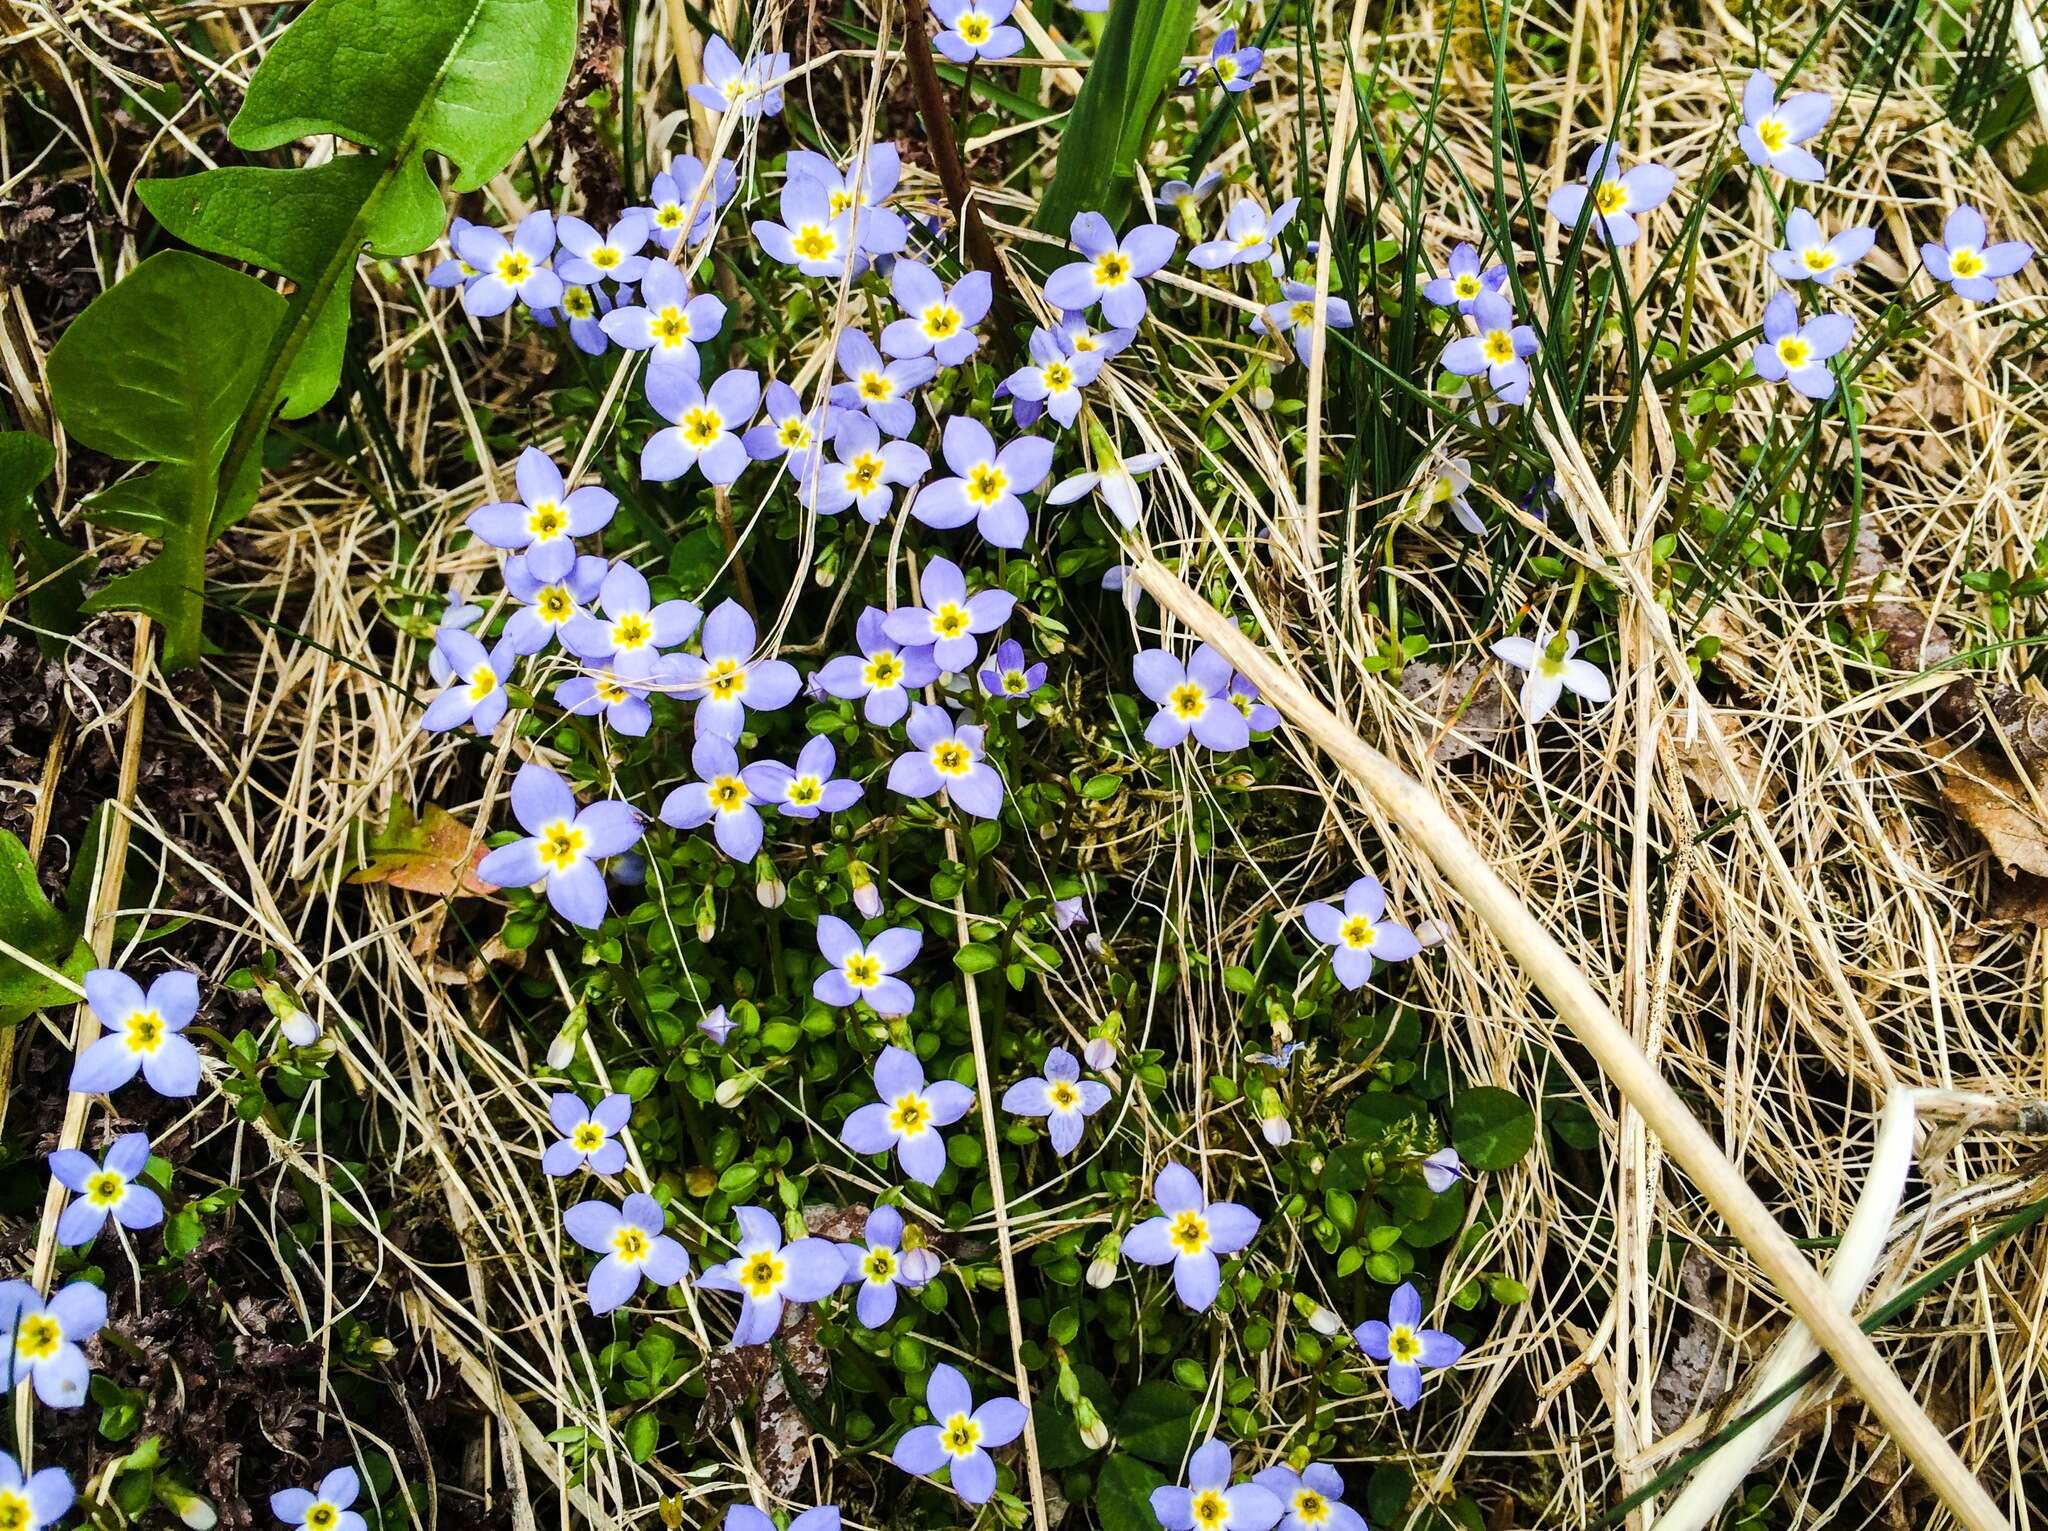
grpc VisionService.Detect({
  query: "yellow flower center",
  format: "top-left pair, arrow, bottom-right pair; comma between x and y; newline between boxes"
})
571,1122 -> 605,1152
1340,915 -> 1376,950
787,775 -> 823,805
527,501 -> 566,539
922,304 -> 962,339
497,251 -> 532,283
1294,1490 -> 1330,1526
1776,335 -> 1812,369
305,1505 -> 339,1531
563,287 -> 595,318
1215,54 -> 1238,81
1453,272 -> 1480,299
1951,247 -> 1985,278
708,775 -> 750,811
1481,328 -> 1515,366
537,586 -> 574,622
1167,1209 -> 1210,1256
957,12 -> 991,42
1755,115 -> 1789,152
740,1250 -> 786,1298
1094,251 -> 1131,287
965,463 -> 1007,505
467,662 -> 498,702
793,224 -> 838,261
612,1225 -> 650,1264
0,1490 -> 32,1531
778,418 -> 811,448
941,1412 -> 981,1457
846,454 -> 884,492
16,1314 -> 60,1361
87,1170 -> 126,1206
830,188 -> 856,216
864,653 -> 904,688
705,656 -> 746,699
1230,691 -> 1255,717
591,246 -> 620,270
681,406 -> 724,449
612,612 -> 652,650
1290,301 -> 1315,325
657,204 -> 684,229
888,1091 -> 931,1135
858,369 -> 893,402
932,603 -> 969,638
1191,1490 -> 1230,1527
931,740 -> 972,776
1002,670 -> 1028,694
1388,1324 -> 1422,1362
1593,179 -> 1629,215
1071,331 -> 1098,352
1168,682 -> 1207,721
1048,1080 -> 1080,1110
596,677 -> 631,704
1043,361 -> 1074,391
653,306 -> 691,344
1801,246 -> 1834,272
863,1246 -> 897,1282
844,953 -> 882,989
537,820 -> 588,872
126,1010 -> 164,1054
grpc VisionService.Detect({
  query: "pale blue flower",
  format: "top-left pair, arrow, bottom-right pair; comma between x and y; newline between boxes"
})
837,1204 -> 937,1327
1438,290 -> 1538,405
1154,172 -> 1223,220
1180,28 -> 1262,91
665,599 -> 803,739
1922,204 -> 2034,302
891,1364 -> 1027,1504
788,144 -> 907,257
0,1450 -> 72,1531
742,379 -> 838,478
698,1206 -> 847,1345
689,35 -> 786,117
830,331 -> 937,437
659,735 -> 780,862
531,281 -> 613,354
643,368 -> 760,486
978,638 -> 1046,698
1421,1146 -> 1465,1192
1254,280 -> 1353,366
543,1093 -> 631,1177
1739,70 -> 1831,181
556,668 -> 654,736
50,1132 -> 161,1247
882,260 -> 990,364
426,217 -> 479,290
556,212 -> 651,286
699,1005 -> 736,1045
420,629 -> 515,735
1492,625 -> 1613,722
0,1279 -> 104,1408
751,736 -> 864,819
1004,326 -> 1104,429
1546,142 -> 1675,247
455,212 -> 561,317
1189,197 -> 1299,269
816,607 -> 940,725
888,704 -> 1004,819
839,1042 -> 969,1179
599,262 -> 727,372
882,557 -> 1014,671
1354,1281 -> 1464,1408
1151,1440 -> 1282,1531
475,763 -> 645,929
69,969 -> 201,1098
911,416 -> 1053,547
1422,242 -> 1506,312
1768,209 -> 1876,286
1302,876 -> 1420,990
1044,213 -> 1179,327
1751,290 -> 1852,400
1001,1047 -> 1110,1154
563,1192 -> 690,1314
1134,644 -> 1249,751
816,928 -> 926,1020
466,447 -> 617,581
1252,1463 -> 1365,1531
271,1468 -> 365,1531
803,413 -> 929,523
642,153 -> 738,249
560,561 -> 701,678
754,175 -> 858,278
1123,1161 -> 1260,1311
932,0 -> 1023,62
503,553 -> 606,655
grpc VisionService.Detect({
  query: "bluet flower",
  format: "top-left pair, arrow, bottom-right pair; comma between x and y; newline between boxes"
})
699,1006 -> 737,1045
421,629 -> 515,735
0,1280 -> 103,1407
556,212 -> 651,286
1251,1463 -> 1365,1531
426,217 -> 479,290
561,562 -> 701,678
1047,450 -> 1166,530
600,261 -> 726,371
533,282 -> 612,354
70,969 -> 202,1098
1004,327 -> 1104,429
1545,142 -> 1675,247
1150,1440 -> 1283,1531
883,260 -> 991,364
912,416 -> 1053,546
726,1505 -> 838,1531
1768,209 -> 1876,286
1001,1046 -> 1110,1154
1302,876 -> 1420,990
1245,1040 -> 1304,1068
660,736 -> 778,862
754,175 -> 857,278
1044,212 -> 1179,327
889,704 -> 1004,818
1354,1281 -> 1463,1408
476,763 -> 644,929
1423,243 -> 1506,313
891,1364 -> 1027,1504
563,1192 -> 689,1314
1181,28 -> 1262,91
1154,171 -> 1223,221
543,1093 -> 631,1176
556,668 -> 653,735
932,0 -> 1023,62
643,368 -> 760,485
882,557 -> 1015,672
1922,205 -> 2034,302
643,153 -> 738,249
699,1205 -> 847,1345
751,736 -> 864,819
503,552 -> 606,655
788,145 -> 907,256
0,1451 -> 71,1531
830,331 -> 937,437
804,414 -> 930,523
816,927 -> 926,1020
455,212 -> 561,317
1226,674 -> 1279,732
1750,290 -> 1851,400
1123,1161 -> 1260,1311
1491,624 -> 1613,723
1438,290 -> 1538,406
667,599 -> 802,738
1189,197 -> 1299,269
1053,896 -> 1089,931
1421,1146 -> 1465,1192
1060,309 -> 1136,360
837,1204 -> 935,1326
467,446 -> 617,582
1254,280 -> 1353,366
689,36 -> 786,118
817,608 -> 939,724
1134,644 -> 1250,751
978,638 -> 1046,699
1739,70 -> 1831,181
50,1132 -> 161,1247
271,1469 -> 365,1531
742,379 -> 838,479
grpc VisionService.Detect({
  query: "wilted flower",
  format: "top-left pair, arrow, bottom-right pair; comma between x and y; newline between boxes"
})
643,153 -> 738,249
1134,645 -> 1250,751
698,1205 -> 846,1345
883,260 -> 991,364
455,212 -> 561,317
690,35 -> 786,118
503,552 -> 606,655
1739,70 -> 1831,181
1491,625 -> 1614,723
420,629 -> 514,735
1189,197 -> 1298,269
1225,674 -> 1279,732
1922,205 -> 2035,302
1253,1463 -> 1366,1531
667,599 -> 803,738
467,446 -> 617,582
1254,281 -> 1354,367
804,414 -> 930,523
1302,875 -> 1420,990
0,1280 -> 104,1407
752,736 -> 864,819
1423,243 -> 1506,313
476,763 -> 644,929
829,331 -> 938,439
882,557 -> 1015,672
556,212 -> 651,286
1768,209 -> 1876,286
742,379 -> 838,479
1123,1161 -> 1260,1311
51,1132 -> 161,1247
561,562 -> 701,679
1150,1441 -> 1282,1531
933,0 -> 1023,61
1420,1146 -> 1465,1193
1181,27 -> 1262,91
1246,1040 -> 1304,1069
1044,212 -> 1179,327
1750,291 -> 1852,400
660,736 -> 778,861
563,1192 -> 690,1314
1154,172 -> 1224,221
271,1468 -> 365,1531
979,639 -> 1047,699
891,1364 -> 1027,1505
841,1043 -> 972,1182
1053,896 -> 1089,931
1354,1281 -> 1464,1408
1439,291 -> 1538,405
815,923 -> 925,1019
1409,457 -> 1478,534
0,1451 -> 72,1531
789,145 -> 907,256
837,1204 -> 935,1327
600,262 -> 727,372
817,607 -> 940,725
1545,143 -> 1675,247
1047,448 -> 1165,530
543,1093 -> 630,1177
71,968 -> 202,1098
889,704 -> 1004,819
1001,1046 -> 1111,1154
911,417 -> 1052,547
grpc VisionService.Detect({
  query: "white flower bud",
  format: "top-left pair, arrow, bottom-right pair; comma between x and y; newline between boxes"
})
280,1009 -> 320,1048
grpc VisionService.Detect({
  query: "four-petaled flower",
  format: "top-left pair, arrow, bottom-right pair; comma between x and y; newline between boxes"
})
0,1280 -> 104,1408
0,1450 -> 72,1531
1490,624 -> 1614,723
755,173 -> 858,278
1045,213 -> 1180,328
1750,291 -> 1851,400
1190,197 -> 1299,270
1739,70 -> 1831,182
667,599 -> 803,738
51,1132 -> 162,1247
882,557 -> 1016,672
1047,449 -> 1166,529
1545,142 -> 1676,247
475,763 -> 645,929
456,212 -> 562,317
932,0 -> 1023,62
743,378 -> 839,479
837,1204 -> 937,1327
271,1467 -> 367,1531
1181,27 -> 1263,91
556,668 -> 655,737
1768,209 -> 1876,286
1302,875 -> 1421,990
421,629 -> 515,735
817,608 -> 940,724
698,1205 -> 847,1345
690,35 -> 787,118
830,331 -> 937,437
889,704 -> 1005,819
563,1192 -> 690,1314
600,262 -> 727,372
466,447 -> 617,581
912,416 -> 1053,547
1439,290 -> 1539,406
1134,645 -> 1251,752
1254,280 -> 1354,367
1424,242 -> 1507,313
840,1043 -> 972,1182
1226,674 -> 1280,732
660,735 -> 779,862
561,561 -> 702,679
725,1505 -> 839,1531
641,153 -> 736,249
1354,1281 -> 1464,1408
978,639 -> 1047,700
555,211 -> 651,286
644,368 -> 760,486
1001,1046 -> 1111,1155
503,552 -> 607,654
805,414 -> 930,523
1004,327 -> 1105,429
1251,1463 -> 1366,1531
814,921 -> 924,1019
1921,205 -> 2034,302
71,968 -> 203,1098
1151,1440 -> 1284,1531
883,260 -> 991,365
1410,457 -> 1479,534
752,736 -> 864,820
1123,1161 -> 1261,1311
891,1364 -> 1028,1505
788,145 -> 907,256
543,1093 -> 631,1177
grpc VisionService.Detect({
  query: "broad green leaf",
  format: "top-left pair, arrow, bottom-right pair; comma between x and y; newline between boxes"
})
0,431 -> 85,653
1037,0 -> 1198,232
0,828 -> 91,1026
1096,1454 -> 1169,1531
1449,1086 -> 1536,1171
1113,1380 -> 1199,1464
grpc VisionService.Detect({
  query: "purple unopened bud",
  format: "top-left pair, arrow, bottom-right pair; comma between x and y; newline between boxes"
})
699,1006 -> 737,1046
1083,1037 -> 1115,1071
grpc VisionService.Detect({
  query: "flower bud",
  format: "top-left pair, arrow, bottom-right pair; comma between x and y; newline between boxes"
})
546,1008 -> 588,1072
694,884 -> 718,943
1083,1036 -> 1116,1072
1307,1304 -> 1345,1337
1414,918 -> 1451,949
850,860 -> 883,919
1075,1396 -> 1109,1450
1086,1232 -> 1120,1288
754,855 -> 786,909
156,1482 -> 217,1531
280,1009 -> 320,1048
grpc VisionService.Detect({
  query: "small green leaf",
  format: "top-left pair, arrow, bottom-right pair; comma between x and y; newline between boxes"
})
1449,1086 -> 1536,1171
1097,1454 -> 1169,1531
954,943 -> 1000,974
0,828 -> 91,1026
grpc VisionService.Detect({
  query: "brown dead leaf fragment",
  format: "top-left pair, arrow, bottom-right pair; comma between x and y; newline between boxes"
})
1933,745 -> 2048,880
348,802 -> 492,897
1400,658 -> 1509,764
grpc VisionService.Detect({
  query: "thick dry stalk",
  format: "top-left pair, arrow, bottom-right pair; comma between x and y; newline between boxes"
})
1127,550 -> 2010,1531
